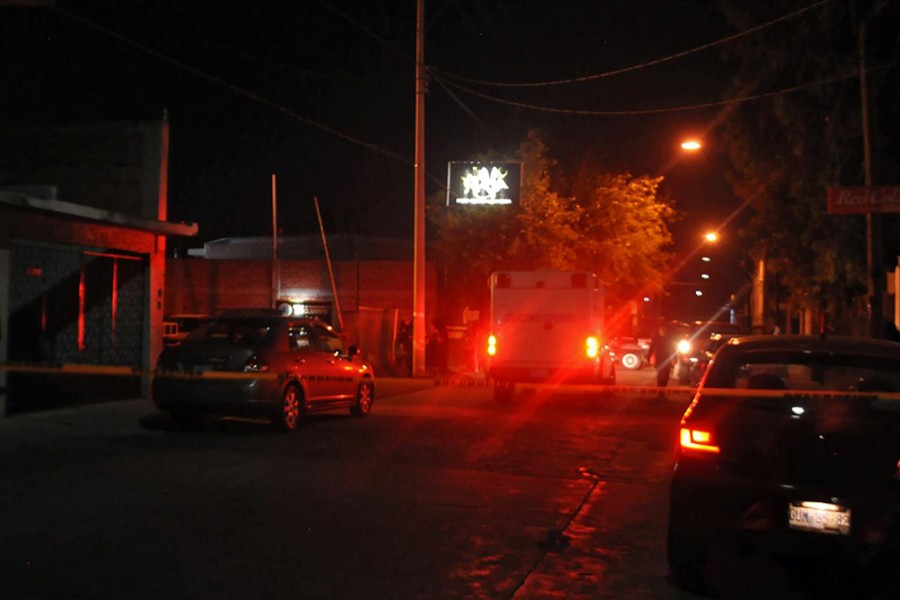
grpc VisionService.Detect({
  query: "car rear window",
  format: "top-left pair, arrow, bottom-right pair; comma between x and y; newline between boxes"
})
185,319 -> 276,346
707,351 -> 900,393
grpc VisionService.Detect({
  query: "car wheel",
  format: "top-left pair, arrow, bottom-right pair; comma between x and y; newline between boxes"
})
350,380 -> 374,417
667,523 -> 713,594
620,352 -> 642,370
493,380 -> 515,402
170,408 -> 201,429
274,384 -> 303,431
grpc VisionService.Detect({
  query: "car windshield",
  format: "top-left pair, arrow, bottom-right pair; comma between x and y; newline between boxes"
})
185,318 -> 277,346
707,350 -> 900,393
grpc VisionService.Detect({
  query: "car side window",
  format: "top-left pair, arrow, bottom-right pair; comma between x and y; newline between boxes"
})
312,325 -> 344,354
288,324 -> 313,351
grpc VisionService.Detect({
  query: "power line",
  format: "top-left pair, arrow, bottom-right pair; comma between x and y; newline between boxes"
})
52,6 -> 413,168
436,64 -> 894,117
433,0 -> 835,88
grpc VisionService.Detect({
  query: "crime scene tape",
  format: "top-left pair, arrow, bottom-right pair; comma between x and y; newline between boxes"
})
0,362 -> 279,381
2,361 -> 900,403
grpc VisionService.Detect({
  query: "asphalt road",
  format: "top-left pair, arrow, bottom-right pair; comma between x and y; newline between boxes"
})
0,368 -> 702,600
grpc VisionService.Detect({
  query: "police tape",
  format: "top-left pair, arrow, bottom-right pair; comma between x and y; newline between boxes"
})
0,362 -> 278,381
1,362 -> 899,402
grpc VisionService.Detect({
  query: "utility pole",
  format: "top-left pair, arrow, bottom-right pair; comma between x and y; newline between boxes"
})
413,0 -> 427,376
271,173 -> 280,308
859,17 -> 883,338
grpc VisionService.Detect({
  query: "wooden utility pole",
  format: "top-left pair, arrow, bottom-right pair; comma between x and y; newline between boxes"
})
859,18 -> 883,338
413,0 -> 427,376
271,173 -> 280,308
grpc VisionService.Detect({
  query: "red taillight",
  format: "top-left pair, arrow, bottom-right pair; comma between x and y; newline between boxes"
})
487,335 -> 497,356
680,427 -> 720,453
586,336 -> 599,358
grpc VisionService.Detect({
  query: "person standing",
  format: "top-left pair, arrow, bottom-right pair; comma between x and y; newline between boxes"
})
647,323 -> 677,390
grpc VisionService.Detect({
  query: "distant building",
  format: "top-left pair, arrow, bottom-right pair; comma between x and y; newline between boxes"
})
169,234 -> 435,375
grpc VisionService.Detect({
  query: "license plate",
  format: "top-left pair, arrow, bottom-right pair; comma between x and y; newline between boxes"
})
789,502 -> 851,535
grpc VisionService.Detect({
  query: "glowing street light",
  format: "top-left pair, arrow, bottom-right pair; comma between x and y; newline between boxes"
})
681,139 -> 702,151
704,231 -> 719,243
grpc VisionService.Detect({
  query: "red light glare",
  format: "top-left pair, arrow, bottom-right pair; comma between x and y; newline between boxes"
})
680,427 -> 720,453
487,335 -> 497,356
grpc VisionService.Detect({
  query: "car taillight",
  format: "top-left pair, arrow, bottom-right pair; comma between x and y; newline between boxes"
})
679,427 -> 720,453
487,335 -> 497,356
677,339 -> 692,355
586,336 -> 599,358
243,355 -> 269,373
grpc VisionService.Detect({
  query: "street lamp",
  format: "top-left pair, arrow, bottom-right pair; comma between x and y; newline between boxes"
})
704,231 -> 719,243
680,139 -> 702,152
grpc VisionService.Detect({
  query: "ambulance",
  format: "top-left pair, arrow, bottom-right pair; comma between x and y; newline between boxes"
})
486,270 -> 615,401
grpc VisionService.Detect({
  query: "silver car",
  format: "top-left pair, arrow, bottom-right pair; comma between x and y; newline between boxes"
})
152,309 -> 375,430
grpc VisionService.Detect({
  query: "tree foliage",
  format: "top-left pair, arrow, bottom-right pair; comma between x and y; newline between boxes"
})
430,130 -> 677,317
720,0 -> 899,327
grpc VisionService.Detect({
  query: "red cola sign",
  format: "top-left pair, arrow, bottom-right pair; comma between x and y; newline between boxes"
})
827,186 -> 900,215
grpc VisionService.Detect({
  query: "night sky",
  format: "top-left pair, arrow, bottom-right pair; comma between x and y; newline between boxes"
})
2,0 -> 799,252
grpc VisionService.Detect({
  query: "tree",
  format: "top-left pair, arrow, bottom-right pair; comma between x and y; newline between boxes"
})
430,130 -> 677,320
720,0 -> 899,333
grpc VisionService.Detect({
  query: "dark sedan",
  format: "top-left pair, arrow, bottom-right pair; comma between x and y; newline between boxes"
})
668,334 -> 900,595
152,309 -> 375,430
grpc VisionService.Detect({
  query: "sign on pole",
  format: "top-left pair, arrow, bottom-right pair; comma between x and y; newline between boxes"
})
827,186 -> 900,215
447,161 -> 522,207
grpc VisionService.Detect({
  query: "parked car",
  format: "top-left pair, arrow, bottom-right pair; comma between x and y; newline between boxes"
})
668,334 -> 900,595
152,308 -> 375,431
609,336 -> 651,370
162,313 -> 211,346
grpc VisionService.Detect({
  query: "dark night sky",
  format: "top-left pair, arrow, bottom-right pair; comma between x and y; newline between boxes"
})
0,0 -> 820,252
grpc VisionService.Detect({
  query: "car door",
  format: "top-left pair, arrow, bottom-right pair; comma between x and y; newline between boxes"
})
287,323 -> 329,402
309,324 -> 351,401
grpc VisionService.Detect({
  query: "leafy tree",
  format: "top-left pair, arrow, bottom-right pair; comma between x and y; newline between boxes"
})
720,0 -> 898,331
430,130 -> 677,320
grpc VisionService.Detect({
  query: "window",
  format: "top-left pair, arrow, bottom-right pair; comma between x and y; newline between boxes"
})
312,325 -> 344,353
288,324 -> 312,350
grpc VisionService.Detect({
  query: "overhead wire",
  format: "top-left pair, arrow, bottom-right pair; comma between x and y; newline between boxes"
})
435,63 -> 896,117
433,0 -> 836,88
51,5 -> 414,168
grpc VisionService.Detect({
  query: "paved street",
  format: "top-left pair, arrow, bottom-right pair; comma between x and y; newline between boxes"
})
0,369 -> 702,599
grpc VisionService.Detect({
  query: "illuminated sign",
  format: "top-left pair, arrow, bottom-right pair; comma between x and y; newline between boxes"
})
447,161 -> 522,206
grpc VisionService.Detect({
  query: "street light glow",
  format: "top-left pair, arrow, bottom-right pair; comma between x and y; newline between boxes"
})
704,231 -> 719,243
681,139 -> 702,151
695,290 -> 704,297
701,273 -> 710,280
701,256 -> 711,262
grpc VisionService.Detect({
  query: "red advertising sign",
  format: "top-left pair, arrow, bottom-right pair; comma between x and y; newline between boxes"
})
827,186 -> 900,215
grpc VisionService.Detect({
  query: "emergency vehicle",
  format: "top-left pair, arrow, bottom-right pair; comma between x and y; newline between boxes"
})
486,270 -> 615,401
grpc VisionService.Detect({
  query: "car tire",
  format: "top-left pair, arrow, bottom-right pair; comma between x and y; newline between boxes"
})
350,380 -> 374,417
493,380 -> 515,403
274,383 -> 303,432
620,352 -> 642,370
667,527 -> 713,594
170,408 -> 201,430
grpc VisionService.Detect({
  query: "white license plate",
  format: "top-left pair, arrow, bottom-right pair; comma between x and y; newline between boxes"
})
789,502 -> 851,535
